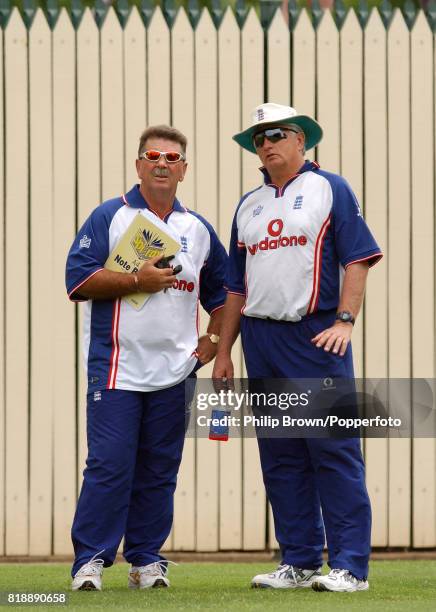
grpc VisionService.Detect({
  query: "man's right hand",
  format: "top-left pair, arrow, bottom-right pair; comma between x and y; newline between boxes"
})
211,293 -> 244,387
136,254 -> 177,293
212,353 -> 234,382
77,254 -> 178,300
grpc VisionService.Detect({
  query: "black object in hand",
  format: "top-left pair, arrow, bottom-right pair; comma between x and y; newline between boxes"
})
155,255 -> 175,269
159,258 -> 182,293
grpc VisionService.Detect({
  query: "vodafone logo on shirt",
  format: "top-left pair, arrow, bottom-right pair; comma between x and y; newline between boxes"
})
246,218 -> 308,256
172,278 -> 195,292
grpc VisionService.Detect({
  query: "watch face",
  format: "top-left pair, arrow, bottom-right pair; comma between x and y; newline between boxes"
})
208,334 -> 220,344
337,311 -> 353,323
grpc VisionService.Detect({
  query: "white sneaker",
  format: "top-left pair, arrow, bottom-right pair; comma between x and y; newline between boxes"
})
71,554 -> 104,591
251,564 -> 322,589
128,561 -> 171,589
312,568 -> 369,592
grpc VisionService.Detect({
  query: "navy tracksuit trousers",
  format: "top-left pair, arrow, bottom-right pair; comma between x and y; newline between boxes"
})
241,311 -> 371,580
71,379 -> 192,577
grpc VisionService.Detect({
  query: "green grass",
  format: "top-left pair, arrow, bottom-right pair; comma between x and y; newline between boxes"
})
0,561 -> 435,611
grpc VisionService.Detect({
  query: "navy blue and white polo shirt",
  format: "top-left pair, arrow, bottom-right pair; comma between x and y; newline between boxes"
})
66,185 -> 227,392
226,161 -> 382,321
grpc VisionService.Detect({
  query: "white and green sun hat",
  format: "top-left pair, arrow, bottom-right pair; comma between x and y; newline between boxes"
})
233,103 -> 323,154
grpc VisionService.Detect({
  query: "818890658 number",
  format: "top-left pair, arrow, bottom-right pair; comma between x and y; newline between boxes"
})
0,592 -> 68,605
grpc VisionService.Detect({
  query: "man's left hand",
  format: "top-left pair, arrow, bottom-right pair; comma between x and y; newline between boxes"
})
311,321 -> 353,356
196,334 -> 218,365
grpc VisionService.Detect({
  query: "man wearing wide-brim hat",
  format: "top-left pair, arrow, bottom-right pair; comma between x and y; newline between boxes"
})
213,103 -> 382,593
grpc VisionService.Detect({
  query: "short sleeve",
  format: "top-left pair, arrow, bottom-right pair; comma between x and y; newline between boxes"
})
225,213 -> 247,295
199,225 -> 228,314
65,204 -> 114,301
331,178 -> 382,268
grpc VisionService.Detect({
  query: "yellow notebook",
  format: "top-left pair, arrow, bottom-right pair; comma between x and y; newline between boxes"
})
105,211 -> 181,310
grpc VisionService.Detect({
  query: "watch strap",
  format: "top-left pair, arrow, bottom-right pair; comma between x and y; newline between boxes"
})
335,311 -> 355,325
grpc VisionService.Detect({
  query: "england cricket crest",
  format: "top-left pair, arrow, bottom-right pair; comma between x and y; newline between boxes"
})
131,228 -> 165,260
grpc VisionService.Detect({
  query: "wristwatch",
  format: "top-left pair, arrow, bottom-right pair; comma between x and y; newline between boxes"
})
207,333 -> 220,344
335,311 -> 355,325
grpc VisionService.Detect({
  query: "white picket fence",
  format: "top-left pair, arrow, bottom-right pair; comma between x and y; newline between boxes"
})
0,6 -> 435,556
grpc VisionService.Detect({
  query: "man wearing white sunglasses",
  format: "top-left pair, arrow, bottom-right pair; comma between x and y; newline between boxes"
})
66,125 -> 227,591
213,103 -> 382,593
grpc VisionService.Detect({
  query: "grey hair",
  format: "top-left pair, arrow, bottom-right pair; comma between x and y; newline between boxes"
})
138,125 -> 187,157
288,123 -> 306,155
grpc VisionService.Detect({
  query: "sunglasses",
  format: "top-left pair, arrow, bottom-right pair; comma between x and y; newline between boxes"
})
253,127 -> 299,149
140,150 -> 186,163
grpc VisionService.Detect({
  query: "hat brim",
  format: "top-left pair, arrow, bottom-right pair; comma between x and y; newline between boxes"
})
233,116 -> 323,154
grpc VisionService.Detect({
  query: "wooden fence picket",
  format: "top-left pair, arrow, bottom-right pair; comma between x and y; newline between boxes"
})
363,8 -> 389,547
241,8 -> 267,552
52,8 -> 77,555
340,9 -> 364,376
171,7 -> 195,207
316,10 -> 340,173
147,7 -> 170,125
0,23 -> 4,557
386,9 -> 412,547
218,8 -> 243,550
267,9 -> 290,104
171,7 -> 196,552
101,8 -> 124,200
194,9 -> 219,551
76,8 -> 101,487
4,8 -> 30,554
124,7 -> 147,189
410,11 -> 435,547
292,10 -> 315,118
28,8 -> 54,555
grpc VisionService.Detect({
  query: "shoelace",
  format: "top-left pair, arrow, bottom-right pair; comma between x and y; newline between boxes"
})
330,569 -> 356,583
269,564 -> 288,578
76,550 -> 105,577
135,560 -> 178,576
271,564 -> 305,584
290,566 -> 301,584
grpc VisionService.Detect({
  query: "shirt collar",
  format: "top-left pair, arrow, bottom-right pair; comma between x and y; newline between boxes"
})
259,160 -> 318,185
123,184 -> 186,213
